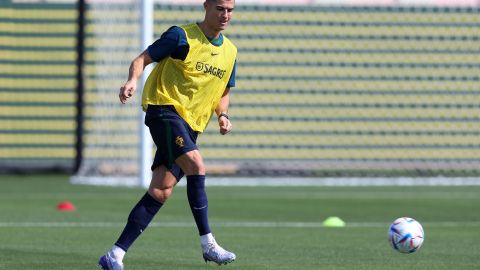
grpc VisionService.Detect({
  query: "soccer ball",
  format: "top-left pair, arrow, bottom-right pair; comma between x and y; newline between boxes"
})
388,217 -> 424,253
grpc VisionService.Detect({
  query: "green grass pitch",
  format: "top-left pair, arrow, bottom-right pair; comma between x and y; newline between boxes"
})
0,174 -> 479,269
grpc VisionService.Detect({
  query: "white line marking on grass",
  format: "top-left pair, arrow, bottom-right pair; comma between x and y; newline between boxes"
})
0,221 -> 480,228
71,176 -> 480,187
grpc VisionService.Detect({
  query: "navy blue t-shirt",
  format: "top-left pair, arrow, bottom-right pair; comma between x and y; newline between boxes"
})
147,26 -> 236,88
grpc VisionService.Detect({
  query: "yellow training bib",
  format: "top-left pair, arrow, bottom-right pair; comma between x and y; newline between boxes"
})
142,23 -> 237,133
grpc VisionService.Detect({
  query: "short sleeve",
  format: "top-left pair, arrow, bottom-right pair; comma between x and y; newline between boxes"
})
227,60 -> 236,88
147,26 -> 188,62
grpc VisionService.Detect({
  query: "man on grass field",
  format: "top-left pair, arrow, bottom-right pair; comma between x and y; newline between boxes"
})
98,0 -> 237,269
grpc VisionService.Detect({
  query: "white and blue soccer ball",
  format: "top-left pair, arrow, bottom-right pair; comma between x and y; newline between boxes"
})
388,217 -> 424,253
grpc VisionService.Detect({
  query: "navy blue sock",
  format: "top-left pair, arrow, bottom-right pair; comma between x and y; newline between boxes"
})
187,175 -> 211,236
115,192 -> 163,251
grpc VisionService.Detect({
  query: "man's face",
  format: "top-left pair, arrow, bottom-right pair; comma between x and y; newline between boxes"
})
204,0 -> 235,32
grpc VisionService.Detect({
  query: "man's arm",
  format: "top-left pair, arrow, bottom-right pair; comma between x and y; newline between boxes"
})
119,50 -> 154,104
215,87 -> 232,135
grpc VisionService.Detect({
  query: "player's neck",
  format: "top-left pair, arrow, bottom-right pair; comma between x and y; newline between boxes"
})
197,21 -> 221,40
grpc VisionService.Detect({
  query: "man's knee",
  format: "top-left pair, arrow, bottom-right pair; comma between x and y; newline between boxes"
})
184,162 -> 205,175
148,166 -> 177,203
176,150 -> 206,175
148,187 -> 173,204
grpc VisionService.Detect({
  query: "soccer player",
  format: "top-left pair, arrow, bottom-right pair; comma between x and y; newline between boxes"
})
98,0 -> 237,269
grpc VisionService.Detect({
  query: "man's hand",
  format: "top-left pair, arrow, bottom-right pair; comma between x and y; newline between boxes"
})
218,115 -> 232,135
119,80 -> 137,104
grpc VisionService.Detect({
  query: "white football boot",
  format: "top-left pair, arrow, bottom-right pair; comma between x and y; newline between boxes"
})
98,251 -> 124,270
202,238 -> 236,265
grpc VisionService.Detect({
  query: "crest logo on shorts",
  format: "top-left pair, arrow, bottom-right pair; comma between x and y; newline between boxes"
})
175,136 -> 184,147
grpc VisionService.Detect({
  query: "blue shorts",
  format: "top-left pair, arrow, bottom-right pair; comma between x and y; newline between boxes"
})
145,105 -> 198,181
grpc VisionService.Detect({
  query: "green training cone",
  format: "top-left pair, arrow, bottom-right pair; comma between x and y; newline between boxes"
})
322,216 -> 346,227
